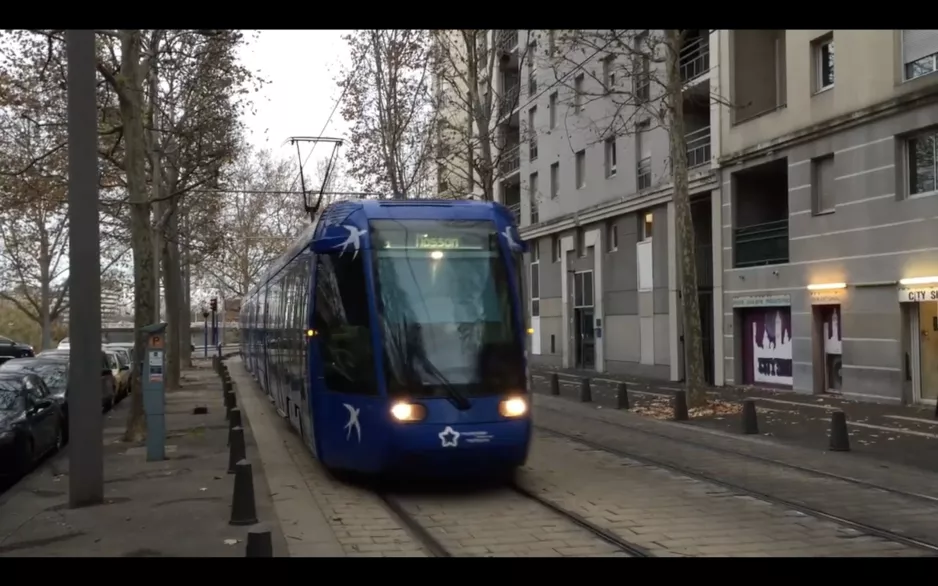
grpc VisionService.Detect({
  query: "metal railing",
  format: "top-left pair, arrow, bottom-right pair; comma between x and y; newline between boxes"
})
637,158 -> 652,190
506,202 -> 521,223
528,136 -> 538,161
680,36 -> 710,82
733,219 -> 789,268
686,126 -> 711,169
500,145 -> 520,175
498,30 -> 519,54
500,84 -> 520,116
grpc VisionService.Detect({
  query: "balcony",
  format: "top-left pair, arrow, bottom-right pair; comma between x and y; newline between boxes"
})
500,145 -> 520,176
686,125 -> 711,169
733,220 -> 789,268
507,202 -> 521,223
499,84 -> 520,118
680,33 -> 710,83
497,30 -> 519,55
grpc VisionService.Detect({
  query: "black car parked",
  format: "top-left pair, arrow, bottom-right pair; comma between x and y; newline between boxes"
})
36,349 -> 117,410
0,358 -> 69,442
0,372 -> 65,478
0,336 -> 34,359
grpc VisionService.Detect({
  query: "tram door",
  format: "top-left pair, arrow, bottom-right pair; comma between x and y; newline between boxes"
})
573,271 -> 595,370
307,253 -> 387,472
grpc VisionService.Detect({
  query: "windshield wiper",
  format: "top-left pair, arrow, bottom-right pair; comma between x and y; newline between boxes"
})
421,357 -> 471,411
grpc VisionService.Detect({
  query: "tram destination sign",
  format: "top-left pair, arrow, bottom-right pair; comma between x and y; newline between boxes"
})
898,285 -> 938,303
415,235 -> 461,249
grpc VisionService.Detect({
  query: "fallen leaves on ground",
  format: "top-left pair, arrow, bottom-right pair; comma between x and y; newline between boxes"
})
631,397 -> 742,420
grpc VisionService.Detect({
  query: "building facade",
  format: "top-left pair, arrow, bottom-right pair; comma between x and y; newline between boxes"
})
435,29 -> 938,407
718,30 -> 938,407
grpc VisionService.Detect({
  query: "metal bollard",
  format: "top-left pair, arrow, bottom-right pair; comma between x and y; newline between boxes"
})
229,459 -> 258,526
741,399 -> 759,435
579,378 -> 592,403
228,426 -> 246,474
829,410 -> 850,452
549,373 -> 560,396
616,382 -> 629,410
246,525 -> 273,557
673,390 -> 689,421
228,408 -> 242,446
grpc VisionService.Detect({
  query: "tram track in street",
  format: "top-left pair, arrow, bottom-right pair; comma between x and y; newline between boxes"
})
377,484 -> 653,557
536,423 -> 938,556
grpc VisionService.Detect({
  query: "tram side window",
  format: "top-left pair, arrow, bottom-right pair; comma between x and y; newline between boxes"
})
313,253 -> 376,395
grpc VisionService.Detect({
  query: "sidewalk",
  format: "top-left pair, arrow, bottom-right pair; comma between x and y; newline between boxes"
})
0,362 -> 288,557
530,365 -> 938,473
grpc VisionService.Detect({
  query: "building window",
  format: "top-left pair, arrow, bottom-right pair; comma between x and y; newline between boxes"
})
908,130 -> 937,196
814,35 -> 834,92
606,221 -> 618,252
636,121 -> 652,190
527,41 -> 538,95
528,107 -> 538,161
529,172 -> 539,224
549,92 -> 557,129
902,30 -> 938,81
576,228 -> 586,257
530,246 -> 540,317
812,154 -> 836,213
551,234 -> 561,262
548,30 -> 556,54
640,210 -> 653,241
602,55 -> 616,88
634,32 -> 650,102
573,74 -> 584,113
605,137 -> 617,178
550,162 -> 559,199
575,149 -> 586,189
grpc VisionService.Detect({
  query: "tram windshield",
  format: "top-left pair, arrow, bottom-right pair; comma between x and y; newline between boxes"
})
370,219 -> 525,401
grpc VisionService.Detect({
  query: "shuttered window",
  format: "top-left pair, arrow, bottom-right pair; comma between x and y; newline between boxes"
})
902,30 -> 938,81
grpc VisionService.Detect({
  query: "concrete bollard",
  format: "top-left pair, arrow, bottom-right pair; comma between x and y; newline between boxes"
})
246,525 -> 273,557
579,378 -> 592,403
228,408 -> 242,446
741,399 -> 759,435
228,426 -> 246,474
829,410 -> 850,452
229,459 -> 258,526
673,390 -> 689,422
192,405 -> 208,415
549,373 -> 560,396
616,383 -> 630,410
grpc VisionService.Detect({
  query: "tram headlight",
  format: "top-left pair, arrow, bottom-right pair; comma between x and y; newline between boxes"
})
499,396 -> 528,418
390,402 -> 427,423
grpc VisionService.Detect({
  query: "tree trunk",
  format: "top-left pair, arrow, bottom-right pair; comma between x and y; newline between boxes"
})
116,29 -> 154,443
664,29 -> 707,408
161,203 -> 183,390
180,218 -> 193,367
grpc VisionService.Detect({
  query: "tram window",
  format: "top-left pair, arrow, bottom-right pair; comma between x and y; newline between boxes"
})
312,252 -> 376,395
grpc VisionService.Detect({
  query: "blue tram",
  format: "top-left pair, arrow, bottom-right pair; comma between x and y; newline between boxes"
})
239,198 -> 532,477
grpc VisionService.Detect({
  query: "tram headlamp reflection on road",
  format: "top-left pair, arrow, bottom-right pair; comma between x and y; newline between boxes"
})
390,402 -> 427,422
499,396 -> 528,418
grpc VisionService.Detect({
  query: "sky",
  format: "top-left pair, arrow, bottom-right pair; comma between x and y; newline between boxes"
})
236,30 -> 354,178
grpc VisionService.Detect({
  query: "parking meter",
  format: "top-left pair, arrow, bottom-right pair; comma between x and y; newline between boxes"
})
141,322 -> 168,462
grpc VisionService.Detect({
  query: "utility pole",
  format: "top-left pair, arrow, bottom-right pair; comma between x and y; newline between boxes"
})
66,29 -> 104,508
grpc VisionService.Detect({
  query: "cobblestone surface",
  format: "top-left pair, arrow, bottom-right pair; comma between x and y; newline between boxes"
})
531,396 -> 938,555
389,488 -> 630,557
519,432 -> 926,556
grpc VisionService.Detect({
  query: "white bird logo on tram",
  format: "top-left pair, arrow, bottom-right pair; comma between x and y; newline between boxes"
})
333,224 -> 367,260
343,403 -> 361,443
501,226 -> 521,252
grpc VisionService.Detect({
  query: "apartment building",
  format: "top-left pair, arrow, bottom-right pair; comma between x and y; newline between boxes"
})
513,29 -> 719,383
718,30 -> 938,407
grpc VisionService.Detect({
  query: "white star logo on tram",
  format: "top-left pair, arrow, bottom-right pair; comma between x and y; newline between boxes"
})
439,426 -> 460,448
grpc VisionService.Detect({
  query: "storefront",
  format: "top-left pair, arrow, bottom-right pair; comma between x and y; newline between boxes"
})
899,277 -> 938,405
733,294 -> 793,388
807,284 -> 845,393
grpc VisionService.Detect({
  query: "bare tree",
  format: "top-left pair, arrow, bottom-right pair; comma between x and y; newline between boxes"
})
200,143 -> 306,298
430,30 -> 532,202
339,30 -> 436,198
538,29 -> 717,407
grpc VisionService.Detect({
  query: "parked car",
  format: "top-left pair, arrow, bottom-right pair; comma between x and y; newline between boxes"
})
0,358 -> 70,442
57,337 -> 69,349
0,336 -> 35,359
35,349 -> 117,411
0,372 -> 65,477
104,350 -> 129,401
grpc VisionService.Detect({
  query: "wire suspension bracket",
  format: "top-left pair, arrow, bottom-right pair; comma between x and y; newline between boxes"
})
285,135 -> 344,221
